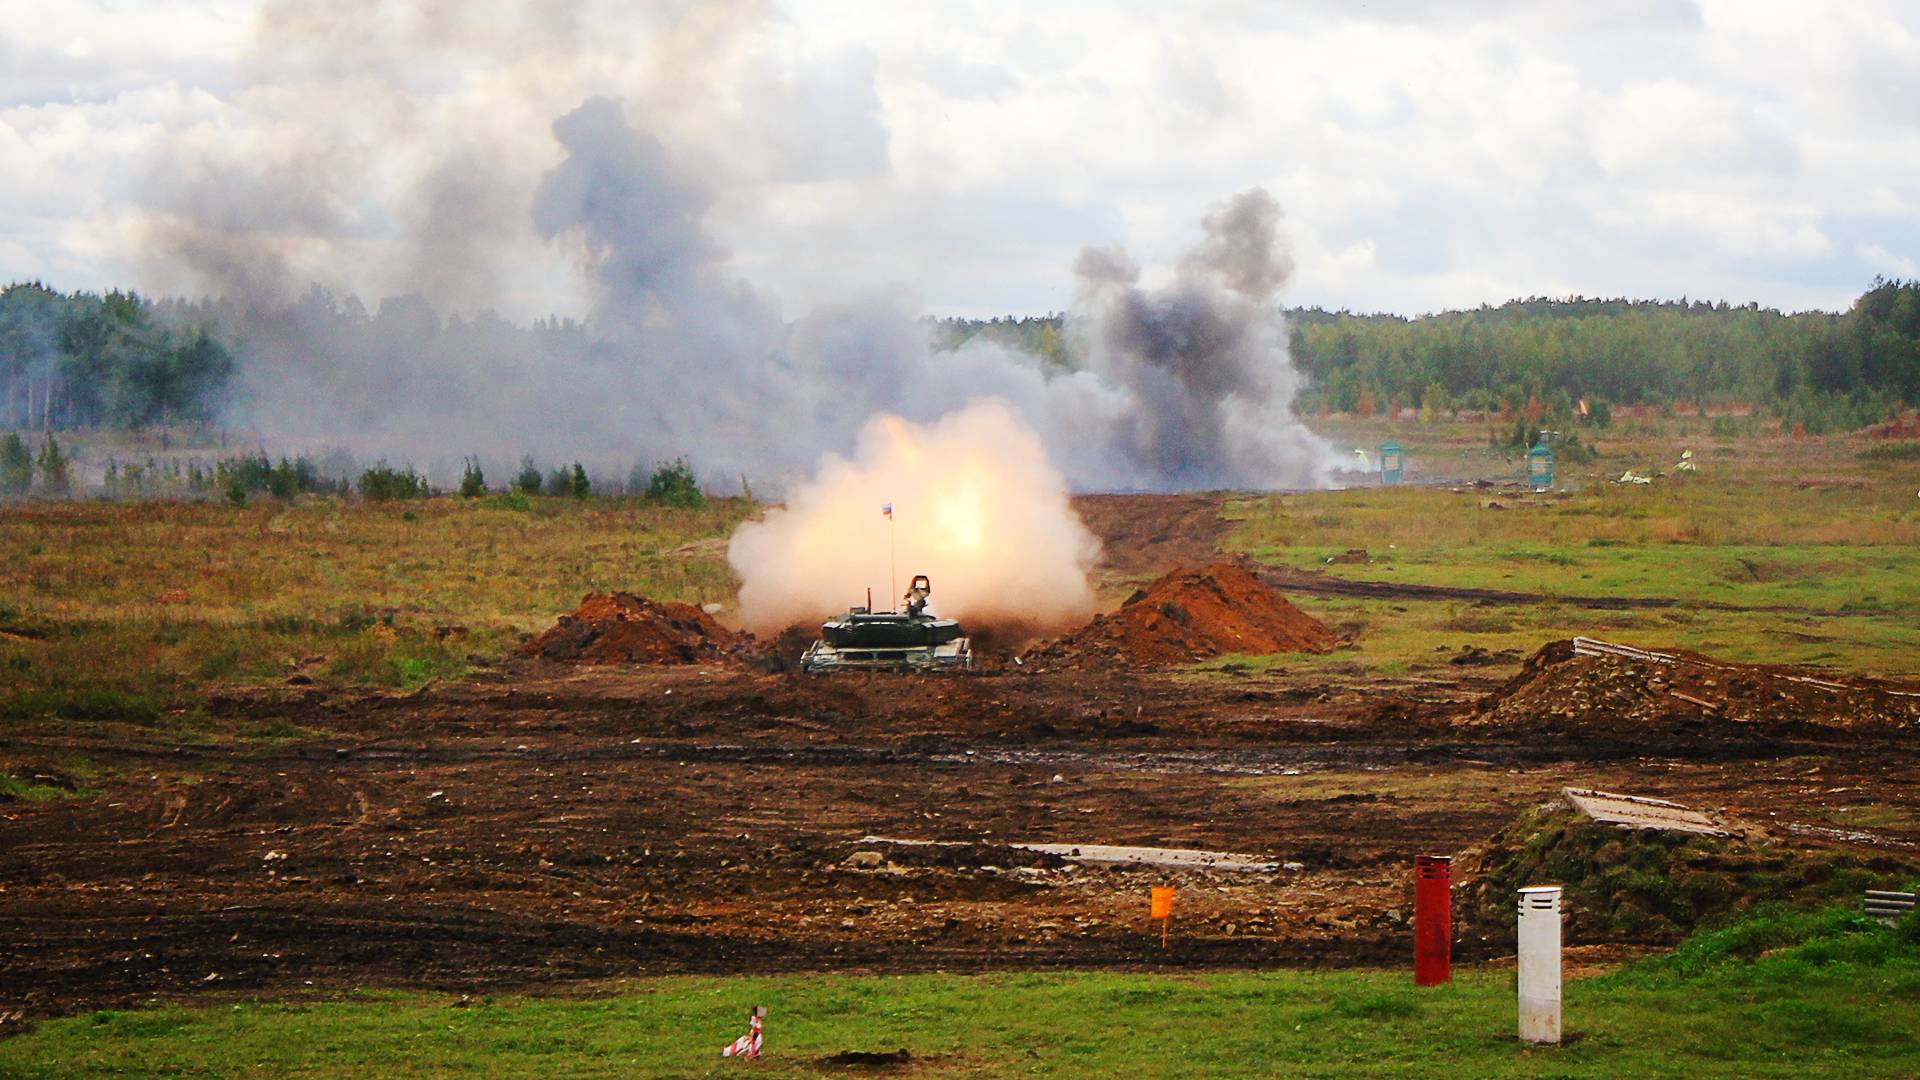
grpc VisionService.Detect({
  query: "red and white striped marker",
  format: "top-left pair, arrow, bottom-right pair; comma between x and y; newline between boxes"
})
722,1007 -> 765,1060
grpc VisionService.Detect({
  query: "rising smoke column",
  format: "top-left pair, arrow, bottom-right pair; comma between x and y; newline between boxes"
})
1068,188 -> 1340,490
122,1 -> 1344,495
727,399 -> 1100,634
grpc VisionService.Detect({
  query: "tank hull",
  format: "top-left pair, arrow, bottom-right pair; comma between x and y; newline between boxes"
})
801,636 -> 971,673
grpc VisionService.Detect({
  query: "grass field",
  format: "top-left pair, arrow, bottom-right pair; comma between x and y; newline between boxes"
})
4,422 -> 1917,729
0,495 -> 755,717
2,906 -> 1915,1078
1225,422 -> 1920,677
5,422 -> 1920,1077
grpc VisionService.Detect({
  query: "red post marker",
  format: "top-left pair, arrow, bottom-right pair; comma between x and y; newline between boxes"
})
1413,854 -> 1452,986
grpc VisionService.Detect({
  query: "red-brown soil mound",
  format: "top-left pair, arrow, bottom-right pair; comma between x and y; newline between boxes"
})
1466,638 -> 1920,733
1863,411 -> 1920,439
1027,558 -> 1342,669
520,592 -> 739,665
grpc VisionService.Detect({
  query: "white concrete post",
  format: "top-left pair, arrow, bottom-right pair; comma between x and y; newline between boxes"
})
1517,885 -> 1562,1045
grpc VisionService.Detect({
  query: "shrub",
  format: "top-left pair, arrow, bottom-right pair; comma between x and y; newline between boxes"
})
358,462 -> 428,501
266,457 -> 300,500
1860,441 -> 1920,462
643,458 -> 703,507
513,456 -> 543,495
459,456 -> 487,498
35,435 -> 70,496
0,432 -> 30,495
213,453 -> 333,501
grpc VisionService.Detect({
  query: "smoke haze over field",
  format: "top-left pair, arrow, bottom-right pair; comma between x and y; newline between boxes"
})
727,400 -> 1100,633
120,2 -> 1342,493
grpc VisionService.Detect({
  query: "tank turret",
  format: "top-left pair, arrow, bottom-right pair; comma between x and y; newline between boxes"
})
801,574 -> 972,672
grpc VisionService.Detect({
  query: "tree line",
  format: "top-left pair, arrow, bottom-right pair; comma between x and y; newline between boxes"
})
933,278 -> 1920,433
1284,280 -> 1920,429
7,277 -> 1917,441
0,430 -> 713,508
1,282 -> 234,431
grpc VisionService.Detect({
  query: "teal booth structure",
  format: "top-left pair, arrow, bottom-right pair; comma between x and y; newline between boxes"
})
1379,441 -> 1404,486
1527,440 -> 1555,490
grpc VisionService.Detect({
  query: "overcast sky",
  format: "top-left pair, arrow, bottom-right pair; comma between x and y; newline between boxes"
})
3,0 -> 1917,320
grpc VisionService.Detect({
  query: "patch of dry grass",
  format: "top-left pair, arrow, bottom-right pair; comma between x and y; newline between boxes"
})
0,495 -> 756,709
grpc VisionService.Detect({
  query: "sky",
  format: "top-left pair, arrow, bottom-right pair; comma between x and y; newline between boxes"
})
2,0 -> 1917,322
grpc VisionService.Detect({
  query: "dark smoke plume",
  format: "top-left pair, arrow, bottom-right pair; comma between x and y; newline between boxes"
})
1070,188 -> 1334,489
128,4 -> 1339,492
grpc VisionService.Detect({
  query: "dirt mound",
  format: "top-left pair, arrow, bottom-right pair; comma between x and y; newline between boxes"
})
1863,411 -> 1920,439
519,592 -> 740,665
1466,639 -> 1920,734
1457,803 -> 1912,947
1026,558 -> 1341,669
1069,492 -> 1229,578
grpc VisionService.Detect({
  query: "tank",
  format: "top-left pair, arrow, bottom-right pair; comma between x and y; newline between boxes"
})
801,574 -> 972,673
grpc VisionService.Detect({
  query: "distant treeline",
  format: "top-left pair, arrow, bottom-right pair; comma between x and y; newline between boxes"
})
928,313 -> 1073,368
933,279 -> 1920,432
8,277 -> 1918,439
1284,280 -> 1920,425
1,283 -> 234,430
0,430 -> 714,507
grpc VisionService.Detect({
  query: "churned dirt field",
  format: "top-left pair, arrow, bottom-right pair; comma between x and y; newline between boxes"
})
4,486 -> 1919,1021
6,641 -> 1920,1020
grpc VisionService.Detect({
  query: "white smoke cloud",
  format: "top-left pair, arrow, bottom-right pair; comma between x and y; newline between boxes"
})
118,4 -> 1347,495
727,399 -> 1100,633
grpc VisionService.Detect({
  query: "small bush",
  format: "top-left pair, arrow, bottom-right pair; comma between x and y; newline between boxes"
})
1860,441 -> 1920,462
513,457 -> 543,496
458,456 -> 486,498
213,453 -> 337,502
0,432 -> 31,494
358,462 -> 428,501
35,435 -> 71,496
643,458 -> 703,507
545,463 -> 590,498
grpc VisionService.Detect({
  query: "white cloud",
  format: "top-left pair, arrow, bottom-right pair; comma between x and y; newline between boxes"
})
2,0 -> 1918,315
1856,242 -> 1920,280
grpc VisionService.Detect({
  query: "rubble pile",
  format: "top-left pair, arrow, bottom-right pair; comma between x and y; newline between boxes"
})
1026,558 -> 1341,669
1463,638 -> 1920,734
520,591 -> 740,665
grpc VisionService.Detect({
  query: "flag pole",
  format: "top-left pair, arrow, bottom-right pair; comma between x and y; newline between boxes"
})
889,508 -> 897,613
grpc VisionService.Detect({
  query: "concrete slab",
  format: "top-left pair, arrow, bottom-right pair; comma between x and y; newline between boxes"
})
858,836 -> 1281,872
1563,787 -> 1727,836
1012,843 -> 1280,872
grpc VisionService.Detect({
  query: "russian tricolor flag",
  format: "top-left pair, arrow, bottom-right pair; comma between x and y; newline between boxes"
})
881,503 -> 892,518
